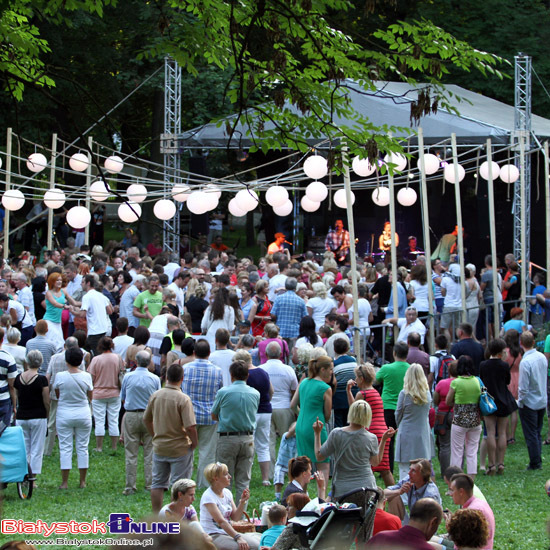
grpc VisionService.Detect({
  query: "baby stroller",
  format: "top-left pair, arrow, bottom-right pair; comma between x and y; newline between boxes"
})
295,487 -> 379,550
0,425 -> 35,499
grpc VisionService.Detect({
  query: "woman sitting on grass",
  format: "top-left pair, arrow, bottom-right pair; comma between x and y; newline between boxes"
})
159,478 -> 206,535
199,462 -> 260,550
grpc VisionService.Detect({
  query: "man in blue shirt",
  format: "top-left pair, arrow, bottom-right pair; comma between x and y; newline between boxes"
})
120,350 -> 161,495
270,278 -> 307,348
518,331 -> 548,470
182,339 -> 223,489
212,360 -> 259,500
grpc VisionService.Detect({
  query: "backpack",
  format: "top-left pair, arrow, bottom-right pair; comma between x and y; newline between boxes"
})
433,350 -> 454,384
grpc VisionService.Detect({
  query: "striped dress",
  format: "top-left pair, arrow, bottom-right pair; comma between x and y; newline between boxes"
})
360,388 -> 390,472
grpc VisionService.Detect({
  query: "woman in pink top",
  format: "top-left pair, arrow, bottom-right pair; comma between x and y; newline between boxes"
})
433,360 -> 457,477
257,323 -> 289,364
503,329 -> 522,444
88,336 -> 124,452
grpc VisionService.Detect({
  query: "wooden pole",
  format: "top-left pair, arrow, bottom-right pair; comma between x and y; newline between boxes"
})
3,128 -> 12,261
388,165 -> 399,318
47,134 -> 57,250
451,134 -> 467,321
545,141 -> 550,285
486,139 -> 500,336
520,135 -> 527,322
84,137 -> 93,245
418,129 -> 435,352
341,142 -> 361,361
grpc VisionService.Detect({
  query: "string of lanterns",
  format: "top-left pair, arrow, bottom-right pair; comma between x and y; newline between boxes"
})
0,148 -> 524,230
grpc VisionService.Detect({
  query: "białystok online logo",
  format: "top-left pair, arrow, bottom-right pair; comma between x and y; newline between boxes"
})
1,515 -> 180,536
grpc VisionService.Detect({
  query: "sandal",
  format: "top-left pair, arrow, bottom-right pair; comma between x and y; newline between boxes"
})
543,439 -> 550,445
507,438 -> 516,445
486,465 -> 496,476
497,463 -> 505,475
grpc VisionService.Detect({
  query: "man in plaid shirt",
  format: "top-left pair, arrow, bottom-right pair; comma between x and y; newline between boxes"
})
271,278 -> 307,348
181,339 -> 223,488
325,219 -> 350,264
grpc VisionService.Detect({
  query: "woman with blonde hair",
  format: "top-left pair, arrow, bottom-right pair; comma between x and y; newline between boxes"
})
184,282 -> 209,334
313,399 -> 395,498
307,282 -> 335,331
159,478 -> 204,531
393,363 -> 435,480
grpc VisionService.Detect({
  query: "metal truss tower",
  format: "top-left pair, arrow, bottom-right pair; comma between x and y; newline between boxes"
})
513,53 -> 531,263
162,56 -> 182,253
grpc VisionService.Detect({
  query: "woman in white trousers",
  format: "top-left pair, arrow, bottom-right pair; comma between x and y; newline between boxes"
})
53,347 -> 93,489
14,350 -> 49,479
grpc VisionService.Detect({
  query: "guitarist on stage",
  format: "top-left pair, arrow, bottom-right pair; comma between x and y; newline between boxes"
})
325,219 -> 350,265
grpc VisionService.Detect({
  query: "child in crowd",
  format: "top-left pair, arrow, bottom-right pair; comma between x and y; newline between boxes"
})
318,325 -> 331,344
259,504 -> 287,549
274,422 -> 297,502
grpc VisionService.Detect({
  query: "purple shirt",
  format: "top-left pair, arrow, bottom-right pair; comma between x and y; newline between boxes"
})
367,525 -> 433,549
464,496 -> 495,549
407,347 -> 430,378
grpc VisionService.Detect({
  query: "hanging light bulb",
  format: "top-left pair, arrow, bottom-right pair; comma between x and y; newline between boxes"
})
305,181 -> 328,202
186,192 -> 209,215
273,200 -> 293,217
397,187 -> 417,206
301,196 -> 320,212
333,189 -> 355,209
69,153 -> 89,172
171,184 -> 190,202
153,199 -> 176,220
89,180 -> 111,201
43,188 -> 66,209
303,156 -> 328,180
417,153 -> 440,175
443,163 -> 465,184
126,184 -> 148,203
228,198 -> 247,217
499,164 -> 520,184
265,186 -> 289,207
2,190 -> 25,211
235,189 -> 258,212
118,202 -> 142,223
26,153 -> 48,173
352,156 -> 376,177
479,161 -> 500,181
383,153 -> 407,172
372,187 -> 390,207
104,155 -> 124,174
67,206 -> 91,228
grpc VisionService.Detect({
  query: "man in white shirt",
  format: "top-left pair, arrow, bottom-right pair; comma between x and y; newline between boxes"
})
383,306 -> 427,346
209,328 -> 236,387
166,270 -> 190,314
71,274 -> 113,356
119,275 -> 144,336
163,253 -> 181,283
113,317 -> 134,360
267,263 -> 288,302
64,263 -> 83,337
14,273 -> 36,345
260,341 -> 298,473
440,263 -> 463,341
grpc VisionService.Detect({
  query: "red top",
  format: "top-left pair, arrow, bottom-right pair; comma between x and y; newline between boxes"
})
373,508 -> 402,536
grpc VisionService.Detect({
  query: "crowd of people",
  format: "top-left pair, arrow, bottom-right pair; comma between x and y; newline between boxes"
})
0,228 -> 549,550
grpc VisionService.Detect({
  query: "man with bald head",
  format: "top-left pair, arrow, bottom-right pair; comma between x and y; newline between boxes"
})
260,341 -> 298,475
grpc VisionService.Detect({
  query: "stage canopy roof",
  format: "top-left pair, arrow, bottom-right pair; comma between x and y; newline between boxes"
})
177,80 -> 550,148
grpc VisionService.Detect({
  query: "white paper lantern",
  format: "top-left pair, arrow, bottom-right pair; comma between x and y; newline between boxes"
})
43,189 -> 66,209
104,155 -> 124,174
26,153 -> 47,173
303,156 -> 328,180
417,153 -> 440,175
235,189 -> 258,212
372,186 -> 390,207
352,156 -> 376,177
2,190 -> 25,211
126,184 -> 148,203
499,164 -> 520,184
171,184 -> 190,202
0,157 -> 3,169
90,180 -> 111,202
273,200 -> 293,217
67,206 -> 91,228
228,198 -> 247,217
333,188 -> 355,209
443,163 -> 466,183
479,161 -> 500,180
301,196 -> 320,212
118,201 -> 142,223
154,199 -> 176,220
205,184 -> 222,200
383,153 -> 407,172
204,193 -> 219,211
69,153 -> 89,172
397,187 -> 417,206
186,192 -> 209,215
265,186 -> 289,207
305,181 -> 328,202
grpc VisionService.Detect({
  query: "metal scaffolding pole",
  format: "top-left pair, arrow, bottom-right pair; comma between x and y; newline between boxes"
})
162,56 -> 182,253
513,54 -> 531,269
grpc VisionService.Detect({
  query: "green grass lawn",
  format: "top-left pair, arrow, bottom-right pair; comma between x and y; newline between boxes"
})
1,423 -> 548,549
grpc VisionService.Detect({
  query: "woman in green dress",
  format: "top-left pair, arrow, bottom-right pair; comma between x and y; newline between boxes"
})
291,355 -> 333,480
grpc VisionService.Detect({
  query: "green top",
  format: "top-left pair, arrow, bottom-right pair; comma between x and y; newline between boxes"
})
450,376 -> 481,404
133,290 -> 164,327
375,361 -> 409,410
